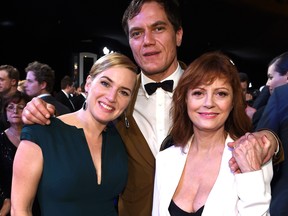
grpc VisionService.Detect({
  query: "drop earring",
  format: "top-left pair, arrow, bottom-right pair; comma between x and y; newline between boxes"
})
124,111 -> 129,128
82,101 -> 87,110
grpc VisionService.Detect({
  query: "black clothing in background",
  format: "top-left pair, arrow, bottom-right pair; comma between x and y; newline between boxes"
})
0,131 -> 41,215
55,90 -> 75,112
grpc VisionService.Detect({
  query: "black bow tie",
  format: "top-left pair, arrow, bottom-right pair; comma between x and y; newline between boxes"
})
144,80 -> 174,95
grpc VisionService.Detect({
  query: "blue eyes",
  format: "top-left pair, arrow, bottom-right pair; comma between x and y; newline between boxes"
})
101,81 -> 109,87
100,81 -> 130,97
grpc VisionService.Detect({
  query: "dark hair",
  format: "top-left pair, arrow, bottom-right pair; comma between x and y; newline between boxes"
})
268,51 -> 288,76
60,75 -> 73,89
170,51 -> 252,148
122,0 -> 182,37
238,72 -> 249,84
0,64 -> 20,83
25,61 -> 55,93
1,91 -> 31,128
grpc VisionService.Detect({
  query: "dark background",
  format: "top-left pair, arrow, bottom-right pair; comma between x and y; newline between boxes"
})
1,0 -> 288,91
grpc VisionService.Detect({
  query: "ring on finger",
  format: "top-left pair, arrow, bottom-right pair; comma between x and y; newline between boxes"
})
245,133 -> 254,140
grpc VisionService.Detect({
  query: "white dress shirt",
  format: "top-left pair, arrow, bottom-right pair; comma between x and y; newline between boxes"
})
61,90 -> 75,110
133,64 -> 183,157
38,93 -> 51,98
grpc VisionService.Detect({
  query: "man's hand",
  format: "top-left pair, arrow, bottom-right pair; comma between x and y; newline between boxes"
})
22,97 -> 55,125
228,130 -> 276,173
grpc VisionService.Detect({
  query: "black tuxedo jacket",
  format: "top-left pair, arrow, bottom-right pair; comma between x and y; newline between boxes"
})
55,90 -> 75,112
71,94 -> 85,111
256,83 -> 288,216
41,95 -> 70,116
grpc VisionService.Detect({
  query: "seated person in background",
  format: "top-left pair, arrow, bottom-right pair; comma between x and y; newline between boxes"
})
153,51 -> 273,216
0,91 -> 41,216
24,61 -> 71,116
11,53 -> 138,216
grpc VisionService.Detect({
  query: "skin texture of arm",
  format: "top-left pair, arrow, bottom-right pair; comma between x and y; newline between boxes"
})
11,140 -> 43,216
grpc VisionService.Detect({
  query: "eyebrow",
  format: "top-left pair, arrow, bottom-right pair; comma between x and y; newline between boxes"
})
100,76 -> 132,92
151,20 -> 167,27
129,20 -> 167,34
193,86 -> 231,91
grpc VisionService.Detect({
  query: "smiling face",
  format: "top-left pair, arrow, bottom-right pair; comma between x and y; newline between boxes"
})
85,66 -> 136,125
127,1 -> 183,81
186,78 -> 233,133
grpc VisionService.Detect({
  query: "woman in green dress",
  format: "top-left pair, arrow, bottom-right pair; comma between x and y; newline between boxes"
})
11,53 -> 138,216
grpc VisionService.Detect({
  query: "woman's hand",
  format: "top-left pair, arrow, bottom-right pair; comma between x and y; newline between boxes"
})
228,133 -> 270,173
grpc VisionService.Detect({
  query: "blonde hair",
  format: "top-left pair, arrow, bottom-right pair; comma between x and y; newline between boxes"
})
17,80 -> 26,93
89,53 -> 138,78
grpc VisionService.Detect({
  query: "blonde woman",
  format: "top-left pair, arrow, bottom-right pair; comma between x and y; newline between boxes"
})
11,53 -> 138,216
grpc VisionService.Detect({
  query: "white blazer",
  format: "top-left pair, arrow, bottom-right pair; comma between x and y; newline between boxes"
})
152,135 -> 273,216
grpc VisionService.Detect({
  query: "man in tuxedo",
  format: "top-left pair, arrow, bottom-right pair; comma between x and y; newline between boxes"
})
116,1 -> 281,215
55,75 -> 75,112
21,1 -> 282,215
71,81 -> 86,111
24,61 -> 70,116
257,84 -> 288,216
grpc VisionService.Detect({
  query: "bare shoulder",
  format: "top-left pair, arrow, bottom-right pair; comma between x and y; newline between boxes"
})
57,112 -> 81,128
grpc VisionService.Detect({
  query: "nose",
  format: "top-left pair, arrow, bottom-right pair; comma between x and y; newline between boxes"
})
143,31 -> 156,46
203,93 -> 214,108
10,107 -> 21,113
106,89 -> 117,103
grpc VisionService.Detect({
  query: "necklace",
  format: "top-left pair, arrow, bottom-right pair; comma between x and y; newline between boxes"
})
6,128 -> 20,142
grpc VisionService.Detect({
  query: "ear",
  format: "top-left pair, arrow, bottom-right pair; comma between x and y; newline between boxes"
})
11,79 -> 17,86
40,81 -> 47,90
85,75 -> 92,93
176,27 -> 183,47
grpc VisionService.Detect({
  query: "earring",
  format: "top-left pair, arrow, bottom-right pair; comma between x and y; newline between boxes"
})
124,111 -> 129,128
82,101 -> 87,110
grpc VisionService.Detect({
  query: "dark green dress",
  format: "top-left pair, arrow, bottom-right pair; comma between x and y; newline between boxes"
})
21,117 -> 128,216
